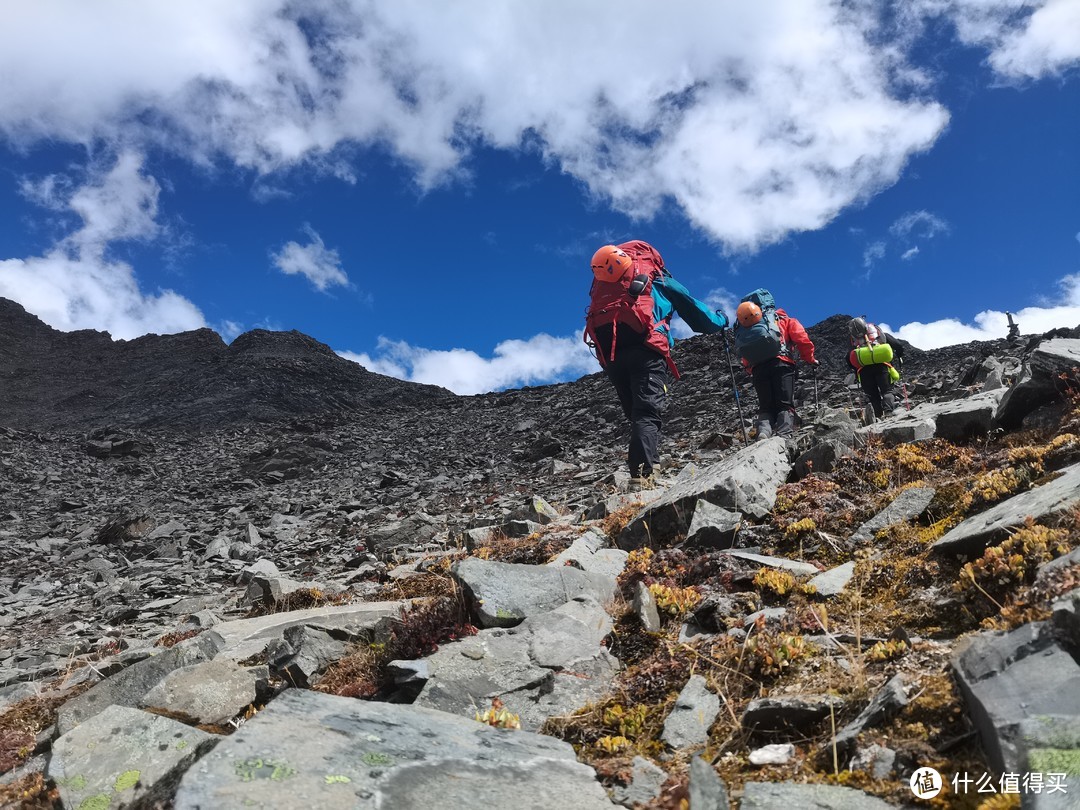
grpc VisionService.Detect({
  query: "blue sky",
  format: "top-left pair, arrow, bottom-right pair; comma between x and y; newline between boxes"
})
1,1 -> 1079,394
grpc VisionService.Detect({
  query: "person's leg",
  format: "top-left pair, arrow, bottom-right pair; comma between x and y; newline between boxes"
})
751,361 -> 776,439
877,368 -> 897,414
860,369 -> 884,417
773,362 -> 797,435
604,361 -> 634,420
627,350 -> 669,477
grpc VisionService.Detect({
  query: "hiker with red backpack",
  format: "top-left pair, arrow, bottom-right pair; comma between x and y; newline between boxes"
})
585,241 -> 728,486
847,317 -> 904,421
732,290 -> 818,439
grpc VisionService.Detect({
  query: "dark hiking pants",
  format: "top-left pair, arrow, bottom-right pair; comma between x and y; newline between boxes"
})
604,346 -> 669,477
751,358 -> 797,433
860,364 -> 896,417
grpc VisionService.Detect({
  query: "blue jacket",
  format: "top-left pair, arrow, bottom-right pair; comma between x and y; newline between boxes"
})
651,271 -> 728,349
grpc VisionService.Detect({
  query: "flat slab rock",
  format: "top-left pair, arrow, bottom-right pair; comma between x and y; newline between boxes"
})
849,486 -> 936,544
209,600 -> 406,663
174,689 -> 617,809
933,461 -> 1080,559
49,704 -> 216,810
740,782 -> 894,808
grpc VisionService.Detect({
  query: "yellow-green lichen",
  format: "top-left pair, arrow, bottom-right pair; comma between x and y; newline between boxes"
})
1027,748 -> 1080,775
113,769 -> 140,791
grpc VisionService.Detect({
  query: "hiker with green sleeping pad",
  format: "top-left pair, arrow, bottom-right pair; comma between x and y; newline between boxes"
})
847,317 -> 904,420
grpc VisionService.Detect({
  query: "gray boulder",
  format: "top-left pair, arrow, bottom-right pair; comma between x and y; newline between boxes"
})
618,438 -> 791,549
266,625 -> 346,687
415,597 -> 617,731
743,695 -> 844,737
808,561 -> 855,597
997,338 -> 1080,429
688,756 -> 729,809
452,557 -> 616,628
860,390 -> 1003,444
173,689 -> 617,809
139,658 -> 258,724
49,705 -> 216,810
57,633 -> 223,735
610,756 -> 667,808
661,674 -> 720,751
741,782 -> 894,809
684,500 -> 742,549
952,625 -> 1080,772
633,581 -> 662,633
548,530 -> 629,578
933,461 -> 1080,558
850,486 -> 936,544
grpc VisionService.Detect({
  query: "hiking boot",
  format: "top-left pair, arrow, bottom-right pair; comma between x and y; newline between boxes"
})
628,474 -> 657,492
775,411 -> 796,436
863,408 -> 876,426
754,418 -> 773,441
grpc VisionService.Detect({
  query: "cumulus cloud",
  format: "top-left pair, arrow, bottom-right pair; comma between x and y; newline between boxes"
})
881,272 -> 1080,348
862,210 -> 949,276
0,152 -> 206,339
0,1 -> 954,252
271,225 -> 350,292
902,0 -> 1080,79
339,332 -> 597,395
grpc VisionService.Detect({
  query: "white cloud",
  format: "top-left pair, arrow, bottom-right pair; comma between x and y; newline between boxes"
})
903,0 -> 1080,80
0,152 -> 207,339
881,272 -> 1080,348
0,1 -> 953,252
863,241 -> 887,268
271,225 -> 349,292
901,247 -> 921,260
889,210 -> 949,240
339,332 -> 597,394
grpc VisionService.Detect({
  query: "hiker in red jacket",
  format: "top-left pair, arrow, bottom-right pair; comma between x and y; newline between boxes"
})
585,241 -> 727,486
734,296 -> 817,439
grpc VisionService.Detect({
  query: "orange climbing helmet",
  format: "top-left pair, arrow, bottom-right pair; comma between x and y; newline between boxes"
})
736,301 -> 763,327
590,245 -> 634,282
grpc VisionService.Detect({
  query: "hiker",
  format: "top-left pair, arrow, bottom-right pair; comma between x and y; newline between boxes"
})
732,290 -> 817,439
585,241 -> 728,485
847,317 -> 904,421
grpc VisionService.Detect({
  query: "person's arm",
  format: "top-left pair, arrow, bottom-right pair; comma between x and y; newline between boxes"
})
784,317 -> 817,364
884,332 -> 904,361
655,272 -> 728,334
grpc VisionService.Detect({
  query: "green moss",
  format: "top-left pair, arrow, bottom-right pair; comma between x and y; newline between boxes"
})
1028,747 -> 1080,774
325,774 -> 352,784
78,795 -> 110,810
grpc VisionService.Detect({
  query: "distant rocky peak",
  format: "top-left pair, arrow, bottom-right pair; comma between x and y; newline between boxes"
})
228,329 -> 339,360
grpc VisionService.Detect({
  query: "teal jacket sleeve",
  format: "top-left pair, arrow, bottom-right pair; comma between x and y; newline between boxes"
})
655,272 -> 728,334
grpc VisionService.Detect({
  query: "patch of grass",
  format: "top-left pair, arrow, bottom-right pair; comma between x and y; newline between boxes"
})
0,682 -> 93,772
316,595 -> 475,699
472,529 -> 572,565
155,628 -> 203,648
0,772 -> 59,809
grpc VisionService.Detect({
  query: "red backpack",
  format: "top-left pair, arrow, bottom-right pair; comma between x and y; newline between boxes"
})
584,240 -> 677,376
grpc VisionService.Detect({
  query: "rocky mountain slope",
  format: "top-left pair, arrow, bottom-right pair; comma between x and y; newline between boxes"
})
1,297 -> 1079,809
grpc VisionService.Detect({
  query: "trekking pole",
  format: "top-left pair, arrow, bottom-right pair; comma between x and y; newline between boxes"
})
721,328 -> 749,444
902,380 -> 911,411
813,364 -> 820,413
